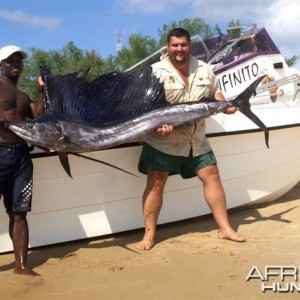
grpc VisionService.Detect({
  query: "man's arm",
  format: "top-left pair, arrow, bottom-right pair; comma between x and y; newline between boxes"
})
30,76 -> 45,118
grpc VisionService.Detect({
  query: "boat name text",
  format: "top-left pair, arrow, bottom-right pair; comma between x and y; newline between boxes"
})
218,62 -> 259,93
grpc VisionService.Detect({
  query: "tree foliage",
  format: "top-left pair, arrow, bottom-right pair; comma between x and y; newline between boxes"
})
18,17 -> 299,100
285,55 -> 300,67
20,42 -> 115,100
114,34 -> 158,71
19,17 -> 215,99
157,17 -> 214,48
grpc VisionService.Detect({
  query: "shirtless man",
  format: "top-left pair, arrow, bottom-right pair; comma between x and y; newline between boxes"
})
137,28 -> 245,250
0,45 -> 45,276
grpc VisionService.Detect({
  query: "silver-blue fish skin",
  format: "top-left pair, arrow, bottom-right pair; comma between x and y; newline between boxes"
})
9,100 -> 230,153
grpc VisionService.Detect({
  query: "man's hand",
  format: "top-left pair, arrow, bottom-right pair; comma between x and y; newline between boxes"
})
37,76 -> 44,92
155,124 -> 174,137
0,113 -> 8,129
224,107 -> 237,114
215,91 -> 237,114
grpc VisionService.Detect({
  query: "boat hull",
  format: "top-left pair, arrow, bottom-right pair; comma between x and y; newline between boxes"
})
1,26 -> 300,253
1,124 -> 300,253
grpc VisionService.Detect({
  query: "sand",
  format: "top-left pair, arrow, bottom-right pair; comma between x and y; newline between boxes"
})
1,183 -> 300,300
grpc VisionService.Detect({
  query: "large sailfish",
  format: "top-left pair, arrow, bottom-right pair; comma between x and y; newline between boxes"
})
8,65 -> 269,176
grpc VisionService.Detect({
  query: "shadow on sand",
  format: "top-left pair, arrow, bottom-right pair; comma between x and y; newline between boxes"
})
1,182 -> 299,273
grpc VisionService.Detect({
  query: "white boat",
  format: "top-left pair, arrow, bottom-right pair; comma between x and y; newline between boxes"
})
1,26 -> 300,253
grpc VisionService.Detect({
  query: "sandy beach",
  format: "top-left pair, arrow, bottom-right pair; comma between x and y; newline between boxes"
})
1,182 -> 300,300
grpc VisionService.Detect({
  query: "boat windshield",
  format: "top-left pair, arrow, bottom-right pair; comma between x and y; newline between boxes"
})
204,27 -> 280,73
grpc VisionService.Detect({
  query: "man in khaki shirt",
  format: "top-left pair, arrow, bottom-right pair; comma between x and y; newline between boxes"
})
137,28 -> 245,250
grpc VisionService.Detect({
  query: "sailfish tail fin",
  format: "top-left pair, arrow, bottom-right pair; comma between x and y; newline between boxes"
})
231,76 -> 269,148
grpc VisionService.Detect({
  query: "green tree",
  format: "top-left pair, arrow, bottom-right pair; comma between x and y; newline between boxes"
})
226,19 -> 242,39
114,17 -> 216,71
19,48 -> 49,100
157,17 -> 214,47
286,55 -> 300,67
18,16 -> 300,99
114,34 -> 158,71
214,24 -> 223,36
19,42 -> 111,99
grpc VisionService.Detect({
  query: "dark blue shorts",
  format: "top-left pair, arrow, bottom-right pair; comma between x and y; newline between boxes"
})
138,143 -> 217,179
0,144 -> 33,212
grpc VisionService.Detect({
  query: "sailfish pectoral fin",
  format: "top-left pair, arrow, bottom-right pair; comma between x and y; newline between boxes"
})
239,106 -> 269,148
58,152 -> 73,178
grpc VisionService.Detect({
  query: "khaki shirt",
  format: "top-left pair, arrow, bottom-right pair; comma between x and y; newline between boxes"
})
141,55 -> 221,157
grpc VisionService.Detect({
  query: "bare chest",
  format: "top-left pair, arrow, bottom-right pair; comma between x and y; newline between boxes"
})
0,82 -> 29,117
176,67 -> 190,90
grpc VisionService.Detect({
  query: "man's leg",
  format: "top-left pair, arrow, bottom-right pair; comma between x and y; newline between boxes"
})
137,170 -> 169,250
8,212 -> 40,276
196,165 -> 246,242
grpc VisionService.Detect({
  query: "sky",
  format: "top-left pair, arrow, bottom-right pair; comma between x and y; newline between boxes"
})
0,0 -> 300,67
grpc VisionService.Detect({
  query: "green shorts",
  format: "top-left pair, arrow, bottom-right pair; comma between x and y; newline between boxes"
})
138,143 -> 217,179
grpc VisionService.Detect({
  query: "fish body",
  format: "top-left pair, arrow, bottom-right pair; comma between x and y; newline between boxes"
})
8,66 -> 268,176
8,99 -> 241,152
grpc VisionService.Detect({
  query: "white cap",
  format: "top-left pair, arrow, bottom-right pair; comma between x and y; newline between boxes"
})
0,45 -> 27,62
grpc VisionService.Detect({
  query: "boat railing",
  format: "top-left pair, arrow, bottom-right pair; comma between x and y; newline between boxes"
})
256,74 -> 300,97
225,74 -> 300,102
125,46 -> 167,72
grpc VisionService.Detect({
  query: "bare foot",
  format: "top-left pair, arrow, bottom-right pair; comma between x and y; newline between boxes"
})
136,238 -> 155,250
218,228 -> 246,242
14,267 -> 41,277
